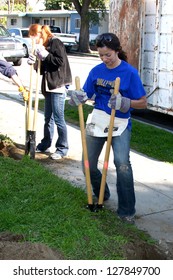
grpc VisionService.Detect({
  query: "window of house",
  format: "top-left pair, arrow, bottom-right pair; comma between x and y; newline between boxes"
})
50,19 -> 55,26
44,19 -> 50,25
75,18 -> 81,29
89,23 -> 93,30
34,19 -> 40,24
11,18 -> 17,26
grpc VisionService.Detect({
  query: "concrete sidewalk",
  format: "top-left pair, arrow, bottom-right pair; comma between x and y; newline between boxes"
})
0,90 -> 173,257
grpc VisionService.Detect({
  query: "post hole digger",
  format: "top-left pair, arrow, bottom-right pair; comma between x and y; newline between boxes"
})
72,76 -> 120,212
25,39 -> 41,159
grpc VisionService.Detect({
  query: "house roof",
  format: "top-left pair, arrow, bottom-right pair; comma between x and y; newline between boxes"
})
0,10 -> 77,18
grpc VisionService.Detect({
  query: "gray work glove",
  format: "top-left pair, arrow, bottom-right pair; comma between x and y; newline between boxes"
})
108,93 -> 131,113
27,53 -> 36,65
68,90 -> 88,106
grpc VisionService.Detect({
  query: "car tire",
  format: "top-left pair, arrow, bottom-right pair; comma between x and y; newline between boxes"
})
13,58 -> 22,66
65,46 -> 72,53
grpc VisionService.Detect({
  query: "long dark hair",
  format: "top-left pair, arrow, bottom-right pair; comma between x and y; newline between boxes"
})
96,33 -> 128,62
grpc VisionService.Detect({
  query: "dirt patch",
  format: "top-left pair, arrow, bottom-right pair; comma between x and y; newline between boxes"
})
0,232 -> 64,260
0,142 -> 172,260
0,142 -> 23,160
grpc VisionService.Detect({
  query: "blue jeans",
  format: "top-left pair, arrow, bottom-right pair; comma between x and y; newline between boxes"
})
84,128 -> 135,217
37,92 -> 69,156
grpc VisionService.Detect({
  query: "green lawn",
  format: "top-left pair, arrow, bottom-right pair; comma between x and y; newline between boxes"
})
0,156 -> 157,259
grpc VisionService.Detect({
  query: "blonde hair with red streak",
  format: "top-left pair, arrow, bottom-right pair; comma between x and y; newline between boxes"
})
28,24 -> 54,47
41,25 -> 54,47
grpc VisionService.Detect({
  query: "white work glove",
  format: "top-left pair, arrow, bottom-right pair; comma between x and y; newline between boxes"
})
68,90 -> 88,106
108,93 -> 131,113
27,53 -> 36,65
35,45 -> 49,61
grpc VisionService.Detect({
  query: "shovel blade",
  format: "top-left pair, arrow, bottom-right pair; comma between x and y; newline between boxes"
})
25,130 -> 36,159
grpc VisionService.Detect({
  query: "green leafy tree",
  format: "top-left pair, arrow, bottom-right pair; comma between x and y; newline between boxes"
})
45,0 -> 72,10
4,0 -> 27,12
45,0 -> 107,53
4,1 -> 42,12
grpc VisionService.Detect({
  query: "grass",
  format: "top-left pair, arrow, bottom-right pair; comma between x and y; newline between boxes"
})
131,120 -> 173,163
0,97 -> 172,260
0,156 -> 155,260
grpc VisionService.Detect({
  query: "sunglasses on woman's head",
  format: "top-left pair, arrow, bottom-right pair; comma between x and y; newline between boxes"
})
96,34 -> 113,44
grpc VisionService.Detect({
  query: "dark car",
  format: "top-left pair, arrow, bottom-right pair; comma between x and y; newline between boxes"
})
0,25 -> 24,66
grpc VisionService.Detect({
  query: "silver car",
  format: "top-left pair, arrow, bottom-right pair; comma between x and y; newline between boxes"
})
8,27 -> 32,58
0,25 -> 24,66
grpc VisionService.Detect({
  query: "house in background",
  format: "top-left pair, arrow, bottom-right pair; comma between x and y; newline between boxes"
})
70,10 -> 109,41
0,10 -> 109,42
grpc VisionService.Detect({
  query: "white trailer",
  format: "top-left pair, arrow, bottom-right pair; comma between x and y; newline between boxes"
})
109,0 -> 173,115
140,0 -> 173,115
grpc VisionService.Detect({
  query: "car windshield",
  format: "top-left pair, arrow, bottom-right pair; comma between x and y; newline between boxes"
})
0,26 -> 10,37
9,29 -> 20,36
21,30 -> 29,38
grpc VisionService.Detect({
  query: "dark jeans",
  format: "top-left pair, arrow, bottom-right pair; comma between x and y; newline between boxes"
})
37,91 -> 68,156
83,128 -> 135,217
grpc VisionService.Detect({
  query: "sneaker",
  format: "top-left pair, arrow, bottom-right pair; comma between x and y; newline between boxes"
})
50,152 -> 63,160
118,215 -> 135,225
35,147 -> 50,153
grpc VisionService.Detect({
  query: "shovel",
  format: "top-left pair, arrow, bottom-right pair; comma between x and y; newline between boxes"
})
75,76 -> 95,211
25,39 -> 41,159
96,77 -> 120,210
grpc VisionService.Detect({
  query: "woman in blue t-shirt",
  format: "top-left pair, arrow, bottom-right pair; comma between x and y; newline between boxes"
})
69,33 -> 147,224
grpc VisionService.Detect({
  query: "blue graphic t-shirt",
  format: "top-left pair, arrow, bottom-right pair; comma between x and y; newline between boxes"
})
83,60 -> 146,129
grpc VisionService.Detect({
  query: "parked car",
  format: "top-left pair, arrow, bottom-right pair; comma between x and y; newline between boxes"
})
0,25 -> 24,66
49,26 -> 77,52
8,27 -> 32,57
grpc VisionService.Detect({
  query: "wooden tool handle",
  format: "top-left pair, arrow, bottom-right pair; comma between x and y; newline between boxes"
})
33,59 -> 41,131
27,38 -> 35,130
98,77 -> 121,205
75,76 -> 93,205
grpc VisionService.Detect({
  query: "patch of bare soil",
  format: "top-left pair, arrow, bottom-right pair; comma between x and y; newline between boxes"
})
0,141 -> 24,160
0,232 -> 64,260
0,142 -> 172,260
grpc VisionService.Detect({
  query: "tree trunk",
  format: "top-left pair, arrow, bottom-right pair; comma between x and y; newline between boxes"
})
11,0 -> 14,12
72,0 -> 92,53
78,14 -> 91,53
8,0 -> 11,13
